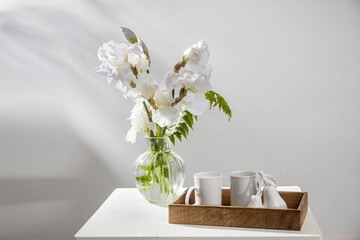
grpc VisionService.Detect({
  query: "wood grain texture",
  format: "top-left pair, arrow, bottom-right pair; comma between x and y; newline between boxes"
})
298,192 -> 308,229
169,188 -> 308,231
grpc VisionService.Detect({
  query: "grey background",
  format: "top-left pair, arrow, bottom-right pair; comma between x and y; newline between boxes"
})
0,0 -> 359,239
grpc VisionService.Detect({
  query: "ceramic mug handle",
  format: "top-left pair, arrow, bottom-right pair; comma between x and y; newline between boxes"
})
185,186 -> 199,205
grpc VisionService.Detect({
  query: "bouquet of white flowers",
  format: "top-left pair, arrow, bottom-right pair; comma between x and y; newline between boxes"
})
96,27 -> 231,205
97,27 -> 231,143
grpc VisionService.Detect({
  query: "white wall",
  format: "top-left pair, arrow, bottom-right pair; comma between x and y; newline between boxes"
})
0,0 -> 359,239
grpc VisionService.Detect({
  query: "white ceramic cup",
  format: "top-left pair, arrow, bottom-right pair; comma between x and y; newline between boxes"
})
185,172 -> 222,205
230,171 -> 257,206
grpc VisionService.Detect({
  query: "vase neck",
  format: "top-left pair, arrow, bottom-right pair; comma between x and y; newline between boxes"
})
146,137 -> 171,153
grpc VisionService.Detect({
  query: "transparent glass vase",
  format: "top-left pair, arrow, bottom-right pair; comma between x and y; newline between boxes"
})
133,137 -> 185,207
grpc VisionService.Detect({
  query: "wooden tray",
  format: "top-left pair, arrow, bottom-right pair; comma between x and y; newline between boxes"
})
169,188 -> 308,231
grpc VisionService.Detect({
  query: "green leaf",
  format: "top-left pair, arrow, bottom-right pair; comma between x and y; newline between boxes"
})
205,90 -> 232,121
136,153 -> 175,195
120,27 -> 137,44
140,165 -> 152,171
169,134 -> 175,145
183,114 -> 193,129
174,132 -> 182,142
180,122 -> 189,134
176,125 -> 187,139
154,173 -> 160,184
168,110 -> 197,145
163,165 -> 169,179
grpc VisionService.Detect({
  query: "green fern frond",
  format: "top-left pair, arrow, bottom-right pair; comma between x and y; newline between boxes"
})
167,92 -> 231,145
168,110 -> 196,145
205,90 -> 232,121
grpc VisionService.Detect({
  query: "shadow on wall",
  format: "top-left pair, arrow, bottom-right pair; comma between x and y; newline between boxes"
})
0,114 -> 119,240
0,1 -> 141,239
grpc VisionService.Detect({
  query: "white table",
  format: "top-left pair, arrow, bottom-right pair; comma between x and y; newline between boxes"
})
74,186 -> 322,240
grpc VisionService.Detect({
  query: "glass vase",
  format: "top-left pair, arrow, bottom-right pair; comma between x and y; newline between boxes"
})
133,137 -> 185,206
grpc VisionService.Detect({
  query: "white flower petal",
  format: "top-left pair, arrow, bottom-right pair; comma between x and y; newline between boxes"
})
152,106 -> 180,127
127,43 -> 149,72
96,41 -> 152,98
177,69 -> 212,94
184,62 -> 212,80
153,88 -> 172,107
162,72 -> 180,90
125,127 -> 138,144
179,40 -> 212,94
126,73 -> 157,101
125,102 -> 153,143
96,41 -> 134,96
148,122 -> 157,133
182,91 -> 210,116
183,40 -> 209,65
153,72 -> 179,107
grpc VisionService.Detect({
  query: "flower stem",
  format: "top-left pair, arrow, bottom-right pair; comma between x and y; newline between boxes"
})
143,101 -> 155,137
143,101 -> 152,122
